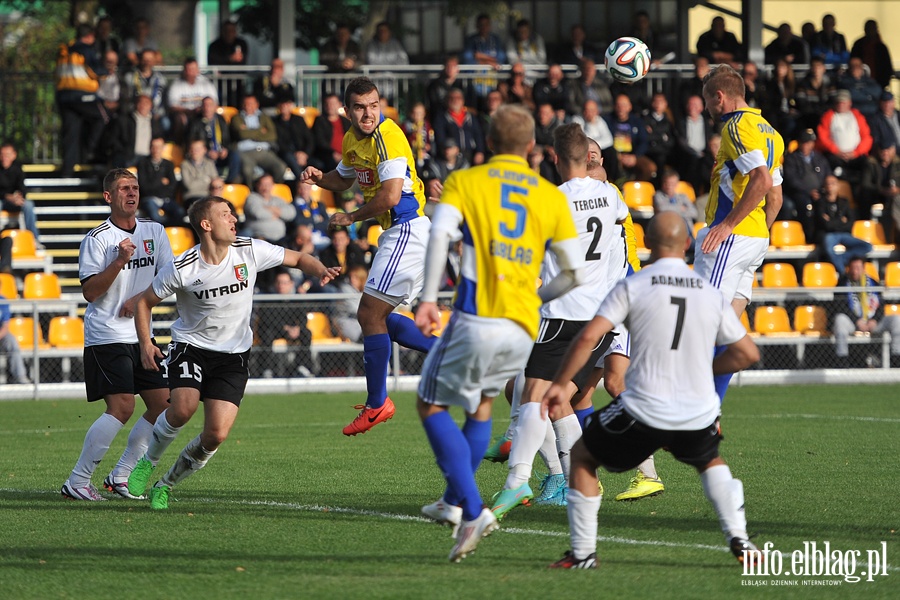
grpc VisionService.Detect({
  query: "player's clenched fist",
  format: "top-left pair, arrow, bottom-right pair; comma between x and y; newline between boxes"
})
117,238 -> 136,262
300,166 -> 323,185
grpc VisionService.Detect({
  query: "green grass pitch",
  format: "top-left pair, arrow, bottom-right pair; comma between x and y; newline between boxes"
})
0,385 -> 897,599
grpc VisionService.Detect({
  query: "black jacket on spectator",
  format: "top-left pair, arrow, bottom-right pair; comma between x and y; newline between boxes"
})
869,112 -> 900,154
318,243 -> 368,286
104,112 -> 164,166
642,110 -> 677,172
274,114 -> 314,156
432,110 -> 485,164
532,78 -> 571,115
783,149 -> 831,241
252,77 -> 296,110
814,197 -> 855,243
0,159 -> 26,199
136,157 -> 177,199
795,73 -> 835,130
188,113 -> 232,153
425,76 -> 467,121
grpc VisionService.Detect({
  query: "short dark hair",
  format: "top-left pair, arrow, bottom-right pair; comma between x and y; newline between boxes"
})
76,23 -> 94,39
183,57 -> 198,67
343,77 -> 379,109
103,168 -> 137,194
187,196 -> 230,236
553,123 -> 588,165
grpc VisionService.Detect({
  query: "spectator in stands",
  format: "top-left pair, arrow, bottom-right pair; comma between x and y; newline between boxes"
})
782,128 -> 831,241
675,94 -> 714,195
167,57 -> 218,145
571,100 -> 619,182
506,19 -> 546,79
832,255 -> 900,367
497,62 -> 535,112
741,61 -> 766,110
643,92 -> 677,178
567,58 -> 612,115
762,58 -> 799,139
0,294 -> 30,384
311,93 -> 350,172
478,90 -> 503,161
0,236 -> 11,274
291,179 -> 330,248
208,20 -> 248,66
653,168 -> 698,232
838,57 -> 882,120
557,23 -> 599,66
678,56 -> 710,118
273,99 -> 313,184
860,143 -> 900,243
92,15 -> 120,58
527,142 -> 556,183
56,23 -> 106,177
0,142 -> 41,245
332,263 -> 368,343
121,18 -> 158,68
815,174 -> 872,273
869,92 -> 900,155
795,56 -> 835,131
318,226 -> 366,290
801,22 -> 817,56
532,63 -> 571,119
97,50 -> 123,115
631,10 -> 662,61
431,88 -> 485,166
188,96 -> 237,178
180,139 -> 218,208
534,103 -> 562,182
243,173 -> 295,243
105,93 -> 162,168
607,93 -> 655,182
254,268 -> 315,378
231,94 -> 287,185
364,21 -> 409,106
425,55 -> 466,121
401,102 -> 432,171
461,14 -> 507,106
321,23 -> 361,74
252,58 -> 296,114
811,14 -> 849,67
764,23 -> 808,66
136,136 -> 182,226
695,16 -> 743,66
423,139 -> 470,189
850,20 -> 893,90
121,48 -> 167,125
817,90 -> 873,193
695,133 -> 721,208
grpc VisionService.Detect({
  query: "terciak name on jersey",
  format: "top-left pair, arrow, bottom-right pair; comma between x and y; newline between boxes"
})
571,197 -> 610,211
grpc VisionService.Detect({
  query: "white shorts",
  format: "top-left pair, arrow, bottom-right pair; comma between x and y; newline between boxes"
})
418,312 -> 534,414
693,229 -> 768,302
364,216 -> 430,306
596,324 -> 630,367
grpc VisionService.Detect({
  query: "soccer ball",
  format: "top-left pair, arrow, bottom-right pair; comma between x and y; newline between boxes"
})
604,37 -> 651,84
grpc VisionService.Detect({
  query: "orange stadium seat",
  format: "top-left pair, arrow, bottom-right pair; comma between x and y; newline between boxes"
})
851,220 -> 887,245
309,185 -> 335,208
382,105 -> 400,124
622,181 -> 654,210
675,180 -> 696,202
885,262 -> 900,288
48,316 -> 85,348
693,221 -> 706,238
217,106 -> 239,124
865,261 -> 880,282
802,262 -> 839,288
885,304 -> 900,317
23,272 -> 61,299
794,305 -> 828,337
165,227 -> 195,255
753,306 -> 797,336
769,220 -> 812,249
272,183 -> 294,203
293,106 -> 319,129
0,272 -> 18,299
307,312 -> 342,344
162,143 -> 184,168
367,224 -> 384,247
761,263 -> 798,288
1,229 -> 39,259
740,310 -> 751,333
221,183 -> 251,215
632,222 -> 645,249
8,317 -> 49,350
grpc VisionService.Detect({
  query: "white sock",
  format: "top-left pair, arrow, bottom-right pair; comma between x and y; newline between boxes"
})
68,412 -> 123,487
160,434 -> 217,487
110,415 -> 154,480
552,414 -> 582,480
700,464 -> 749,541
637,455 -> 658,480
537,419 -> 563,475
145,410 -> 182,465
567,488 -> 602,560
504,371 -> 525,439
504,402 -> 545,489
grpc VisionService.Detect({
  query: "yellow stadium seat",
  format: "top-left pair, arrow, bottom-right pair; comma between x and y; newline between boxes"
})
794,305 -> 828,337
23,272 -> 61,299
8,317 -> 49,350
851,220 -> 887,245
309,185 -> 335,208
367,224 -> 384,247
1,229 -> 39,259
802,262 -> 839,288
740,310 -> 751,333
885,304 -> 900,317
162,143 -> 184,168
761,263 -> 798,288
753,306 -> 797,336
787,139 -> 799,153
622,181 -> 655,210
382,105 -> 400,124
770,220 -> 811,249
632,222 -> 645,249
432,309 -> 452,337
165,227 -> 195,255
885,262 -> 900,287
292,106 -> 319,129
217,106 -> 239,124
675,180 -> 696,202
865,261 -> 880,282
0,272 -> 18,299
272,183 -> 294,203
48,316 -> 85,348
221,183 -> 251,215
306,312 -> 342,344
693,221 -> 706,238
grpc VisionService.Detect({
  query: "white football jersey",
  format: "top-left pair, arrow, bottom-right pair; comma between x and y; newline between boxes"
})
597,258 -> 747,431
152,237 -> 284,353
605,223 -> 629,290
541,177 -> 629,320
80,218 -> 174,347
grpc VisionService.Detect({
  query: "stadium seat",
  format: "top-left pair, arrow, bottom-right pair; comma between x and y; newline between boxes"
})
8,317 -> 49,350
48,316 -> 85,348
0,272 -> 18,299
272,183 -> 294,203
632,222 -> 645,249
309,185 -> 335,208
433,308 -> 452,337
851,220 -> 886,244
23,272 -> 61,299
693,221 -> 706,238
740,310 -> 751,333
162,143 -> 184,168
165,227 -> 195,255
217,106 -> 239,124
753,306 -> 797,336
885,262 -> 900,287
382,105 -> 400,123
675,180 -> 696,202
761,263 -> 798,288
622,181 -> 654,210
770,220 -> 812,249
787,139 -> 799,153
802,262 -> 839,288
367,224 -> 384,247
794,305 -> 828,337
1,229 -> 40,259
221,184 -> 251,215
293,106 -> 318,129
885,304 -> 900,317
865,261 -> 880,282
306,312 -> 342,344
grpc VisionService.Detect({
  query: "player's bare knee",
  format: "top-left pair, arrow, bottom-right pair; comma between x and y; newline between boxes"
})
200,429 -> 228,450
105,394 -> 136,423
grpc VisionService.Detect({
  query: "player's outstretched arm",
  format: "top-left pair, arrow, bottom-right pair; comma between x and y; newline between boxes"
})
712,334 -> 760,375
135,288 -> 165,371
701,165 -> 773,254
282,249 -> 341,287
764,184 -> 784,230
300,166 -> 355,193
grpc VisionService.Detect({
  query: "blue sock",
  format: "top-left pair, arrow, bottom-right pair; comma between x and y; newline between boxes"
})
445,417 -> 492,506
575,407 -> 594,430
423,411 -> 483,521
713,345 -> 733,403
386,313 -> 437,353
363,333 -> 391,408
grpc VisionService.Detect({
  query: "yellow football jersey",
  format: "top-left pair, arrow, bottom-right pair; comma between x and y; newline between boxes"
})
706,108 -> 784,238
440,155 -> 578,338
338,115 -> 426,230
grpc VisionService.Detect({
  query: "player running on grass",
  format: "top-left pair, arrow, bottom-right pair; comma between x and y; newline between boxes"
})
543,212 -> 761,569
126,197 -> 339,509
301,77 -> 435,437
